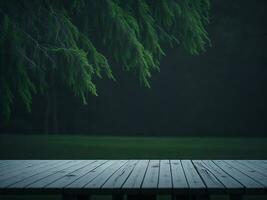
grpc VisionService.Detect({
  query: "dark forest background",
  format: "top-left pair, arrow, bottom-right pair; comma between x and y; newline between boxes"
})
1,0 -> 266,137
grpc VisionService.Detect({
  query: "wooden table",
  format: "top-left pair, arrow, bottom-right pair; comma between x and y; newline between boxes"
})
0,160 -> 266,200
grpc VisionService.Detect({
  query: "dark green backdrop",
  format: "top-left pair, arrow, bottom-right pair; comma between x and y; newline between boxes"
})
1,0 -> 266,136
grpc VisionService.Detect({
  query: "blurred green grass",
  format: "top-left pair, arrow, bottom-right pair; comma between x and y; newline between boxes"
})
0,134 -> 267,159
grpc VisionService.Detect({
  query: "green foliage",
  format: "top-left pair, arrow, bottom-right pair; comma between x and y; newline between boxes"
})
0,15 -> 37,118
0,0 -> 210,119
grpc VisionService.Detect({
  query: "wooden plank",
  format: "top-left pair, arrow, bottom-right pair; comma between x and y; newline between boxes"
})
0,160 -> 13,169
255,160 -> 267,173
122,160 -> 149,190
1,160 -> 72,188
102,160 -> 138,189
84,160 -> 128,189
251,160 -> 267,171
8,160 -> 76,188
213,160 -> 264,189
158,160 -> 172,190
0,160 -> 49,175
66,160 -> 116,188
0,160 -> 25,169
201,160 -> 244,190
0,161 -> 28,173
0,160 -> 60,186
0,159 -> 266,197
0,160 -> 29,168
181,160 -> 206,190
26,160 -> 91,188
170,160 -> 188,190
0,160 -> 46,174
141,160 -> 160,189
225,160 -> 267,187
193,160 -> 224,192
0,160 -> 9,166
46,160 -> 107,188
250,160 -> 267,170
244,160 -> 267,174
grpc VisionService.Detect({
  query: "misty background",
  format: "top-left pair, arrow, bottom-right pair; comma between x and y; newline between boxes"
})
1,0 -> 266,136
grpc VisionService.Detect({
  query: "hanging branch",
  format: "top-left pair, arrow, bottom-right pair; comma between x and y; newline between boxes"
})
0,0 -> 210,119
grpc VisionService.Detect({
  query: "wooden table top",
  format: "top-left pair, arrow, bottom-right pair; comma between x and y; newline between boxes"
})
0,160 -> 266,195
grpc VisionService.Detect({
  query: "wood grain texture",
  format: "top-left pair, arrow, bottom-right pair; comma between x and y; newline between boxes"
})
181,160 -> 206,190
0,160 -> 266,196
141,160 -> 160,190
122,160 -> 149,192
193,160 -> 224,192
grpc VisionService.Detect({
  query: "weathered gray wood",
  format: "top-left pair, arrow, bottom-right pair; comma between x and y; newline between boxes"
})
170,160 -> 188,191
6,160 -> 73,188
0,160 -> 31,169
192,160 -> 224,192
8,160 -> 74,188
225,160 -> 267,187
66,160 -> 116,188
45,160 -> 107,188
213,160 -> 264,190
254,160 -> 267,169
0,160 -> 29,171
0,159 -> 266,197
0,160 -> 50,176
84,160 -> 128,189
181,160 -> 206,190
254,160 -> 267,174
142,160 -> 160,189
201,160 -> 244,190
0,160 -> 10,168
26,160 -> 91,188
158,160 -> 172,191
239,160 -> 267,176
247,160 -> 267,170
0,160 -> 46,175
0,160 -> 63,187
122,160 -> 149,190
102,160 -> 138,190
